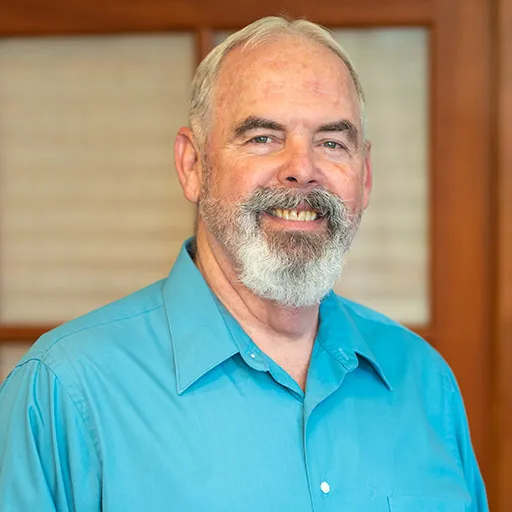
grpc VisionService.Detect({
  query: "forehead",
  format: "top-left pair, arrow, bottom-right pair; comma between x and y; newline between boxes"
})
213,35 -> 360,129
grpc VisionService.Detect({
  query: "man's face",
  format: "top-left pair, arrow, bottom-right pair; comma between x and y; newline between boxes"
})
197,36 -> 372,307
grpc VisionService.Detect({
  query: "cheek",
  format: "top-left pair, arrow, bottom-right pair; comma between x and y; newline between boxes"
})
329,171 -> 365,207
210,155 -> 271,200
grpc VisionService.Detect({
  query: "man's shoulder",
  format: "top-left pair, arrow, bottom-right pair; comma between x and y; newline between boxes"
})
336,294 -> 423,340
20,279 -> 168,370
335,294 -> 451,381
337,295 -> 411,330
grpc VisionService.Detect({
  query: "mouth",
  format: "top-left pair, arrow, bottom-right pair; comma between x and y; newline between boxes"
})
270,208 -> 320,222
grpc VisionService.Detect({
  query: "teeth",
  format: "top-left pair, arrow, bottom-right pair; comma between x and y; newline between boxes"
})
272,209 -> 318,222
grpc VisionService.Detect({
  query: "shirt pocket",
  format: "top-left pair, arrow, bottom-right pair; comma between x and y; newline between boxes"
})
388,495 -> 467,511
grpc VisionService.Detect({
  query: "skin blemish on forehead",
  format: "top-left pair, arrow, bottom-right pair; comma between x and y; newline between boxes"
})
306,77 -> 343,96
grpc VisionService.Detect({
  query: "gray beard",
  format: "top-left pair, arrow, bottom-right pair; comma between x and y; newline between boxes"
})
199,184 -> 361,308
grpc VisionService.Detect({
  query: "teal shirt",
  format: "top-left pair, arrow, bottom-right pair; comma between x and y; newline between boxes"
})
0,241 -> 488,511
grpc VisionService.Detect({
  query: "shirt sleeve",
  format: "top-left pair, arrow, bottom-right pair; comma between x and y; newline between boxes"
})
445,370 -> 489,512
0,359 -> 101,511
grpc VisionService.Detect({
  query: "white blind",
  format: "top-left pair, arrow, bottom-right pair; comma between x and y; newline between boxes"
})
0,34 -> 195,324
331,29 -> 429,325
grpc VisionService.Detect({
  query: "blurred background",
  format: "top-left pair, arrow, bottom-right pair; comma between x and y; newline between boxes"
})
0,0 -> 510,510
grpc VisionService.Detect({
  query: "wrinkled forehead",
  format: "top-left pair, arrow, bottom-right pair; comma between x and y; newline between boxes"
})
212,35 -> 361,129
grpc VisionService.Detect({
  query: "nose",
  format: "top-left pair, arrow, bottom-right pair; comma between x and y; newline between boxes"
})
277,141 -> 321,188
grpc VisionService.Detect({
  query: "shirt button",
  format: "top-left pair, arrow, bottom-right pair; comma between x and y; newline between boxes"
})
320,481 -> 331,494
250,353 -> 256,359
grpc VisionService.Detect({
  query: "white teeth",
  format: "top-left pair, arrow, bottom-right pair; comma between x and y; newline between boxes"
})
272,209 -> 318,222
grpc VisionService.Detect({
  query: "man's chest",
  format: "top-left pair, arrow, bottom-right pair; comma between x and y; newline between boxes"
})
92,366 -> 470,511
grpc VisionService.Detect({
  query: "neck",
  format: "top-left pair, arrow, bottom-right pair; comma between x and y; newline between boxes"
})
194,225 -> 320,386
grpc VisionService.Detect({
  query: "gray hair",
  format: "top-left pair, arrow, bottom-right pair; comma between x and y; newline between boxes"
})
189,16 -> 367,150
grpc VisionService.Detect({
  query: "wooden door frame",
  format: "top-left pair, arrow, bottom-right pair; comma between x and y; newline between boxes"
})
431,0 -> 493,485
494,0 -> 512,509
0,0 -> 432,34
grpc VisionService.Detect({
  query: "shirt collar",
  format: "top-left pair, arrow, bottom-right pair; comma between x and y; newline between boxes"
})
164,239 -> 392,394
318,291 -> 393,391
163,239 -> 239,394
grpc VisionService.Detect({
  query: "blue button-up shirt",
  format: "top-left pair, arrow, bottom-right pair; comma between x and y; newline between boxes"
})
0,241 -> 487,511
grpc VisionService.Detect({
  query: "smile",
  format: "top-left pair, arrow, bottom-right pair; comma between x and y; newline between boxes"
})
272,209 -> 318,221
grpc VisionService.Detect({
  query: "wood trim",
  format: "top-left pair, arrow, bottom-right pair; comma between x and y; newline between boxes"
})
196,28 -> 215,64
410,326 -> 433,343
495,0 -> 512,509
431,0 -> 492,481
0,0 -> 433,36
0,326 -> 54,342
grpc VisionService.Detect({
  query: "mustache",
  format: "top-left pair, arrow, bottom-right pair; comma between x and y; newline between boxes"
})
239,187 -> 349,227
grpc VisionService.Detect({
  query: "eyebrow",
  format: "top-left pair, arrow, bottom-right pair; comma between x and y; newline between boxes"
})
233,116 -> 286,138
317,120 -> 360,148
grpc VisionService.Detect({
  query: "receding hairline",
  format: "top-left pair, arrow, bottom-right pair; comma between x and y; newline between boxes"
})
216,31 -> 357,88
189,17 -> 367,148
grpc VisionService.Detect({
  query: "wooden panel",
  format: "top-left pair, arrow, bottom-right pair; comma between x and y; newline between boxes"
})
431,0 -> 492,480
196,28 -> 214,63
495,0 -> 512,509
0,0 -> 433,36
0,326 -> 53,342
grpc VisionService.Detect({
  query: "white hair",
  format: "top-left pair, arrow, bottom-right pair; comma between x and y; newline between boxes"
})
189,16 -> 367,149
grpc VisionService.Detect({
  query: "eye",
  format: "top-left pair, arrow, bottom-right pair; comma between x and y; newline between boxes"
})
250,135 -> 272,144
322,140 -> 345,150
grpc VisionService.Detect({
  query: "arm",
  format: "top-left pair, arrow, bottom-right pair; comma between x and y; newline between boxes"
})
0,359 -> 101,511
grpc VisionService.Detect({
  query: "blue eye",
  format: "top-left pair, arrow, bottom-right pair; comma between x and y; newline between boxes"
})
251,136 -> 271,144
323,140 -> 341,149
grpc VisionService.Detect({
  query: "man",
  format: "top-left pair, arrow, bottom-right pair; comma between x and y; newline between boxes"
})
0,17 -> 487,511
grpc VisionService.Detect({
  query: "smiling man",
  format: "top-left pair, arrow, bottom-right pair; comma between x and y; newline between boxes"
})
0,17 -> 488,512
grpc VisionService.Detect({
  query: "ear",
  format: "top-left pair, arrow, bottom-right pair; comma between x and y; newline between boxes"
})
361,140 -> 373,210
174,127 -> 202,203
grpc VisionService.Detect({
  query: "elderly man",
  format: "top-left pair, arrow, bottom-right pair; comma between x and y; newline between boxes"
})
0,17 -> 487,512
